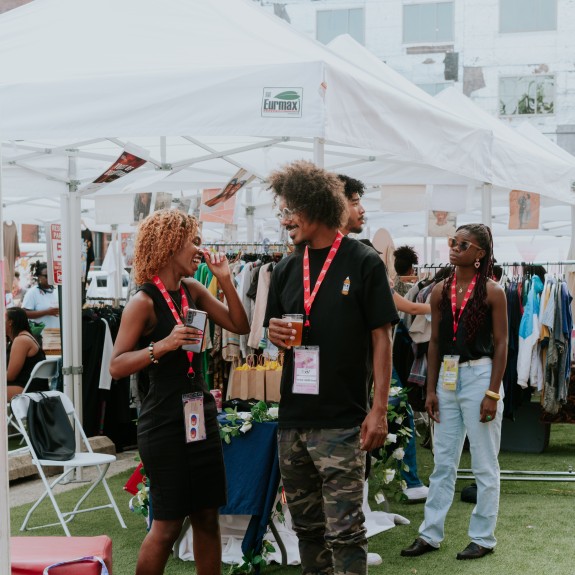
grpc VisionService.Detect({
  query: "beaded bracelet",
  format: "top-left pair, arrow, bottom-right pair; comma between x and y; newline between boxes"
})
148,341 -> 159,365
485,390 -> 501,401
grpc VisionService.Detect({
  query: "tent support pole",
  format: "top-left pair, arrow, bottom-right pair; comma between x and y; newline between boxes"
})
482,183 -> 492,226
62,153 -> 84,481
246,189 -> 255,243
0,136 -> 12,574
313,138 -> 325,168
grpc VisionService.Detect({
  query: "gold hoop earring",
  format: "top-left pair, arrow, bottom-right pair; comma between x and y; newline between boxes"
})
474,259 -> 481,269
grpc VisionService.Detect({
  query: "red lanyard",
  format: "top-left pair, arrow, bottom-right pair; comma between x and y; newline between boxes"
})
303,232 -> 343,327
450,273 -> 478,342
153,276 -> 194,376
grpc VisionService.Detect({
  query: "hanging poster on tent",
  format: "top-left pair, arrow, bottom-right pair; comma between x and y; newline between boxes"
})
82,143 -> 149,193
46,224 -> 62,285
427,211 -> 457,237
154,192 -> 173,211
203,168 -> 255,208
200,189 -> 237,224
176,197 -> 192,214
380,185 -> 426,211
509,190 -> 540,230
133,192 -> 152,223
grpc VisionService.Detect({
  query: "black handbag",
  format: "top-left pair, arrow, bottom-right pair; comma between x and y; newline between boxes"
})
26,393 -> 75,461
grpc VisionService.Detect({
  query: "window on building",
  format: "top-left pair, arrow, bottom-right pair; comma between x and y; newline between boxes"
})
500,0 -> 556,33
499,76 -> 554,116
316,8 -> 365,45
417,82 -> 453,96
403,2 -> 454,43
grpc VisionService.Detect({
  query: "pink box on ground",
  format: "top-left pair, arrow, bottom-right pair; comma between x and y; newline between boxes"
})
11,535 -> 112,575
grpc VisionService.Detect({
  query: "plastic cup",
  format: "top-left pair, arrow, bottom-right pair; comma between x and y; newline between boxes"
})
282,313 -> 304,346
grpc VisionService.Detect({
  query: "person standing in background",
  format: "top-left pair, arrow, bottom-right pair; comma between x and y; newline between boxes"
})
339,177 -> 429,505
401,223 -> 507,560
393,245 -> 419,296
22,261 -> 60,329
11,271 -> 27,307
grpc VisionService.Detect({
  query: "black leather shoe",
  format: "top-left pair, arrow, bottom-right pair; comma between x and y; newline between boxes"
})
400,538 -> 439,557
456,542 -> 494,560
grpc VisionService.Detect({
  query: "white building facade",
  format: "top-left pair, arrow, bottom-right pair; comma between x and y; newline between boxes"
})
260,0 -> 575,154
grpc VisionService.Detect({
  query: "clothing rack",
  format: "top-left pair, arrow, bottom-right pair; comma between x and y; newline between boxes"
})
203,241 -> 287,254
456,267 -> 575,483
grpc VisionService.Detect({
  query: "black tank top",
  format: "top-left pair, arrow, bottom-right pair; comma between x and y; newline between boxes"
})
438,303 -> 494,363
8,333 -> 47,388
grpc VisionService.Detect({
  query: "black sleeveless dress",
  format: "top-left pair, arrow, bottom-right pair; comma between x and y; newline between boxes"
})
137,282 -> 226,520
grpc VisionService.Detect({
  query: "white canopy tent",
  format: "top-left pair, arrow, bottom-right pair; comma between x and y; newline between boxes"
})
0,0 -> 502,565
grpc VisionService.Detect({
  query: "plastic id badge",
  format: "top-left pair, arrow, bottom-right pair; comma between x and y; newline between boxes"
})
442,355 -> 459,391
182,392 -> 207,443
182,309 -> 208,353
292,346 -> 320,395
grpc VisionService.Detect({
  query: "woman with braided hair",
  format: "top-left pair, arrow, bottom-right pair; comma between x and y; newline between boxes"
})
401,223 -> 507,561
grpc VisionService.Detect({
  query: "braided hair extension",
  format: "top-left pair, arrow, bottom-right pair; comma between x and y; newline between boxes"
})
440,224 -> 494,342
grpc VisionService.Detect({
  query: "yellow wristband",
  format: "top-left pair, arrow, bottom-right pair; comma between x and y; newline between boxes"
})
485,390 -> 501,401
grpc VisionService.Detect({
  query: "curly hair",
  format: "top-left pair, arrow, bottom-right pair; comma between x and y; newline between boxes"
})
440,223 -> 494,343
393,245 -> 418,275
29,260 -> 47,278
268,160 -> 347,229
337,174 -> 365,200
133,210 -> 199,285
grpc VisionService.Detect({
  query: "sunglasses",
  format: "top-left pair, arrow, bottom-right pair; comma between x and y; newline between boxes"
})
275,207 -> 296,221
447,237 -> 482,252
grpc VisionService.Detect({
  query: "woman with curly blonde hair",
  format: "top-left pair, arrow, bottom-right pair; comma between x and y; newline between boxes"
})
110,209 -> 250,575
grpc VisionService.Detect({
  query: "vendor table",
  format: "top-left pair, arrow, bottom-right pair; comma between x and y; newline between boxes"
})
174,420 -> 409,566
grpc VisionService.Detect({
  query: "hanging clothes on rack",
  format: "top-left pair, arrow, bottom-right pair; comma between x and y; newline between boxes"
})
3,220 -> 20,292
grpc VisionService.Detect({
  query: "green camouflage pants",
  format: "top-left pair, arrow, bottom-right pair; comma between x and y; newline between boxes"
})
278,427 -> 367,575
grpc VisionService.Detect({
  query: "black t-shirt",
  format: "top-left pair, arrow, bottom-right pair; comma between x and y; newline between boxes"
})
264,236 -> 399,429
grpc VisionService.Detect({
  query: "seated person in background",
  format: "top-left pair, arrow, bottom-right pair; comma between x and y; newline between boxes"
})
6,307 -> 49,401
393,245 -> 419,296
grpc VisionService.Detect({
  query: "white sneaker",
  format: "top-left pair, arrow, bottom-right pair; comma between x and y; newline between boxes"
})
367,552 -> 383,566
403,485 -> 429,501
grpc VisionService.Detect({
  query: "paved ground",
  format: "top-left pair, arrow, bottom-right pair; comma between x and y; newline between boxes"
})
9,448 -> 139,509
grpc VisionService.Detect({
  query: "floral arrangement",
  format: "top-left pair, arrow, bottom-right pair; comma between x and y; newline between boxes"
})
219,400 -> 279,444
371,383 -> 413,502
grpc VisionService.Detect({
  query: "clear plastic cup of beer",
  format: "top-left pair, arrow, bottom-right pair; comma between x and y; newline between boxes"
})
282,314 -> 304,346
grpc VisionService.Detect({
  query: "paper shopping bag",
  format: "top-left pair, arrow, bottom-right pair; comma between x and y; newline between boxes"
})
229,355 -> 257,400
248,355 -> 267,400
265,356 -> 283,402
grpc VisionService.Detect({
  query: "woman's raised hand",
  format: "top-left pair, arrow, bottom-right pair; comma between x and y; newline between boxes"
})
202,249 -> 231,281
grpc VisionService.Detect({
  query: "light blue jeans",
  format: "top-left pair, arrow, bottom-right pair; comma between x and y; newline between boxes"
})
419,361 -> 503,549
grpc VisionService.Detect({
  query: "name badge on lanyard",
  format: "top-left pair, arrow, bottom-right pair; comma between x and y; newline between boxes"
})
441,355 -> 459,391
292,346 -> 320,395
182,392 -> 207,443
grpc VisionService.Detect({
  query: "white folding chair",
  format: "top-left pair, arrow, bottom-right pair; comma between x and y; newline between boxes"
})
7,357 -> 60,441
10,390 -> 127,536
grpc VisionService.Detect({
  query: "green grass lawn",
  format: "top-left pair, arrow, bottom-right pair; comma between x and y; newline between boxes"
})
9,424 -> 575,575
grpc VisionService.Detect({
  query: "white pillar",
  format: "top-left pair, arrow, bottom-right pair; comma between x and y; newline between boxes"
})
245,188 -> 254,243
313,138 -> 325,168
0,136 -> 12,575
481,183 -> 492,226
